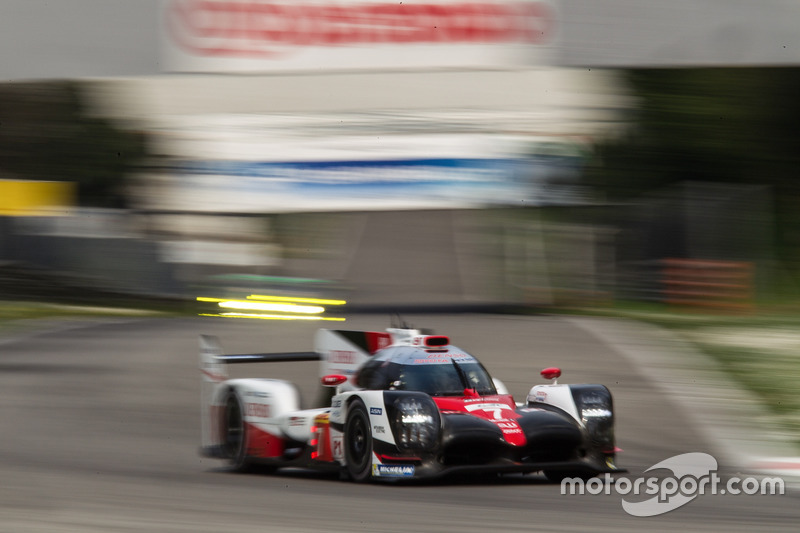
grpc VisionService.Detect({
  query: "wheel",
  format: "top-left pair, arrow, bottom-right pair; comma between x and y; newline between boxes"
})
344,399 -> 373,482
223,391 -> 249,471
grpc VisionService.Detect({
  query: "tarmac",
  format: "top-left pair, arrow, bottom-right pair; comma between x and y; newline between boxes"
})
3,304 -> 798,489
4,209 -> 799,487
567,316 -> 800,486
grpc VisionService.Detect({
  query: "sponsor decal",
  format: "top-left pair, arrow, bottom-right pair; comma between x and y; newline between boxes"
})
373,464 -> 415,478
246,403 -> 271,418
332,398 -> 343,407
369,407 -> 383,415
373,425 -> 386,434
497,422 -> 522,434
534,390 -> 547,402
332,437 -> 343,457
428,353 -> 464,359
289,416 -> 306,427
330,350 -> 358,364
464,402 -> 514,420
413,354 -> 475,364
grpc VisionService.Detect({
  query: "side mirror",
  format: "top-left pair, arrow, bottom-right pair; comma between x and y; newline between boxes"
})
321,374 -> 348,387
540,367 -> 561,384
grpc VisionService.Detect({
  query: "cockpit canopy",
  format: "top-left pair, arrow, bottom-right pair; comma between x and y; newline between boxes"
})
355,346 -> 497,396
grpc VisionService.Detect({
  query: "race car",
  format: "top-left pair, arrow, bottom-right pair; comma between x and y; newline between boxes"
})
199,326 -> 624,482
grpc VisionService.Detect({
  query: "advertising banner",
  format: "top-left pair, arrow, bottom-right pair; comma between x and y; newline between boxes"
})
171,156 -> 528,212
147,113 -> 585,213
161,0 -> 556,72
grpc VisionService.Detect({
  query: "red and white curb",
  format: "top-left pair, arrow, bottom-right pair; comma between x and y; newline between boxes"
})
749,457 -> 800,481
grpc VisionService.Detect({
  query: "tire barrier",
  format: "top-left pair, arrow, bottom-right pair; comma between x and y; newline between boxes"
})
662,258 -> 754,312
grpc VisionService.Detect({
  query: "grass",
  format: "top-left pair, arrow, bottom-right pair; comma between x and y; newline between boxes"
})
0,300 -> 183,338
576,301 -> 800,446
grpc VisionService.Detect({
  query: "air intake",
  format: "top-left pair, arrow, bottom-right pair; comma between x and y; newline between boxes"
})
424,335 -> 449,347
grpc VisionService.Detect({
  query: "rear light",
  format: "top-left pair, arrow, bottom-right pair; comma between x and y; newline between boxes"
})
312,413 -> 332,462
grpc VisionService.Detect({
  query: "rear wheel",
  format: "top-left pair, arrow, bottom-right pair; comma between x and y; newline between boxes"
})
344,400 -> 373,482
223,392 -> 249,471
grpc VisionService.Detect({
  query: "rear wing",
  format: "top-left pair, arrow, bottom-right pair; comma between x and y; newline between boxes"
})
199,329 -> 393,385
199,334 -> 319,373
208,352 -> 322,364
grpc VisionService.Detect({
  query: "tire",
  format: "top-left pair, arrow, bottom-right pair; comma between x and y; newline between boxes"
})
344,399 -> 373,482
223,391 -> 249,471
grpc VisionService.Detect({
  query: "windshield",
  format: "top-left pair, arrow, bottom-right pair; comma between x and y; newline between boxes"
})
396,361 -> 496,396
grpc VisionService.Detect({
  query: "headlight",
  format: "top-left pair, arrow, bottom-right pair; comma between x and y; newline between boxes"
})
572,385 -> 615,452
581,408 -> 613,418
385,393 -> 440,451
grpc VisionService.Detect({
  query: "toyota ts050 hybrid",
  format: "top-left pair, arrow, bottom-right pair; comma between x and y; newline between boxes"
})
199,326 -> 624,482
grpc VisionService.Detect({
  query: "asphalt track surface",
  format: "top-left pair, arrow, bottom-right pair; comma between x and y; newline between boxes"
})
1,314 -> 797,532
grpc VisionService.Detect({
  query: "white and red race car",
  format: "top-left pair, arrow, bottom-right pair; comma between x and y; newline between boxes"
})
199,326 -> 624,482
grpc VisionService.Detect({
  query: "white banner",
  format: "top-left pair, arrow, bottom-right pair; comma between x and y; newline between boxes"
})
165,155 -> 532,212
142,112 -> 589,212
160,0 -> 556,72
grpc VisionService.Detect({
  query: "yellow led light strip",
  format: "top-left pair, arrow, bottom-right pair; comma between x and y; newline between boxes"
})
198,297 -> 323,314
246,294 -> 347,306
200,313 -> 346,322
218,300 -> 325,314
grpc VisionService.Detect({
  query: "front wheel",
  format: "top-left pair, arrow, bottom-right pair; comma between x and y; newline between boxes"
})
344,400 -> 373,482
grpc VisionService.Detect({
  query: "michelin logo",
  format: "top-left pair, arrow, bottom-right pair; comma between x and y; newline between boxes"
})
373,464 -> 415,477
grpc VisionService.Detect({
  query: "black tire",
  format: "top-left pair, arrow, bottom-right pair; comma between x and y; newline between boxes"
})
223,391 -> 249,471
344,399 -> 373,482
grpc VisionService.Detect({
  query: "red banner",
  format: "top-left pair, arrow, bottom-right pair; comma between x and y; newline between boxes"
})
165,0 -> 554,60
